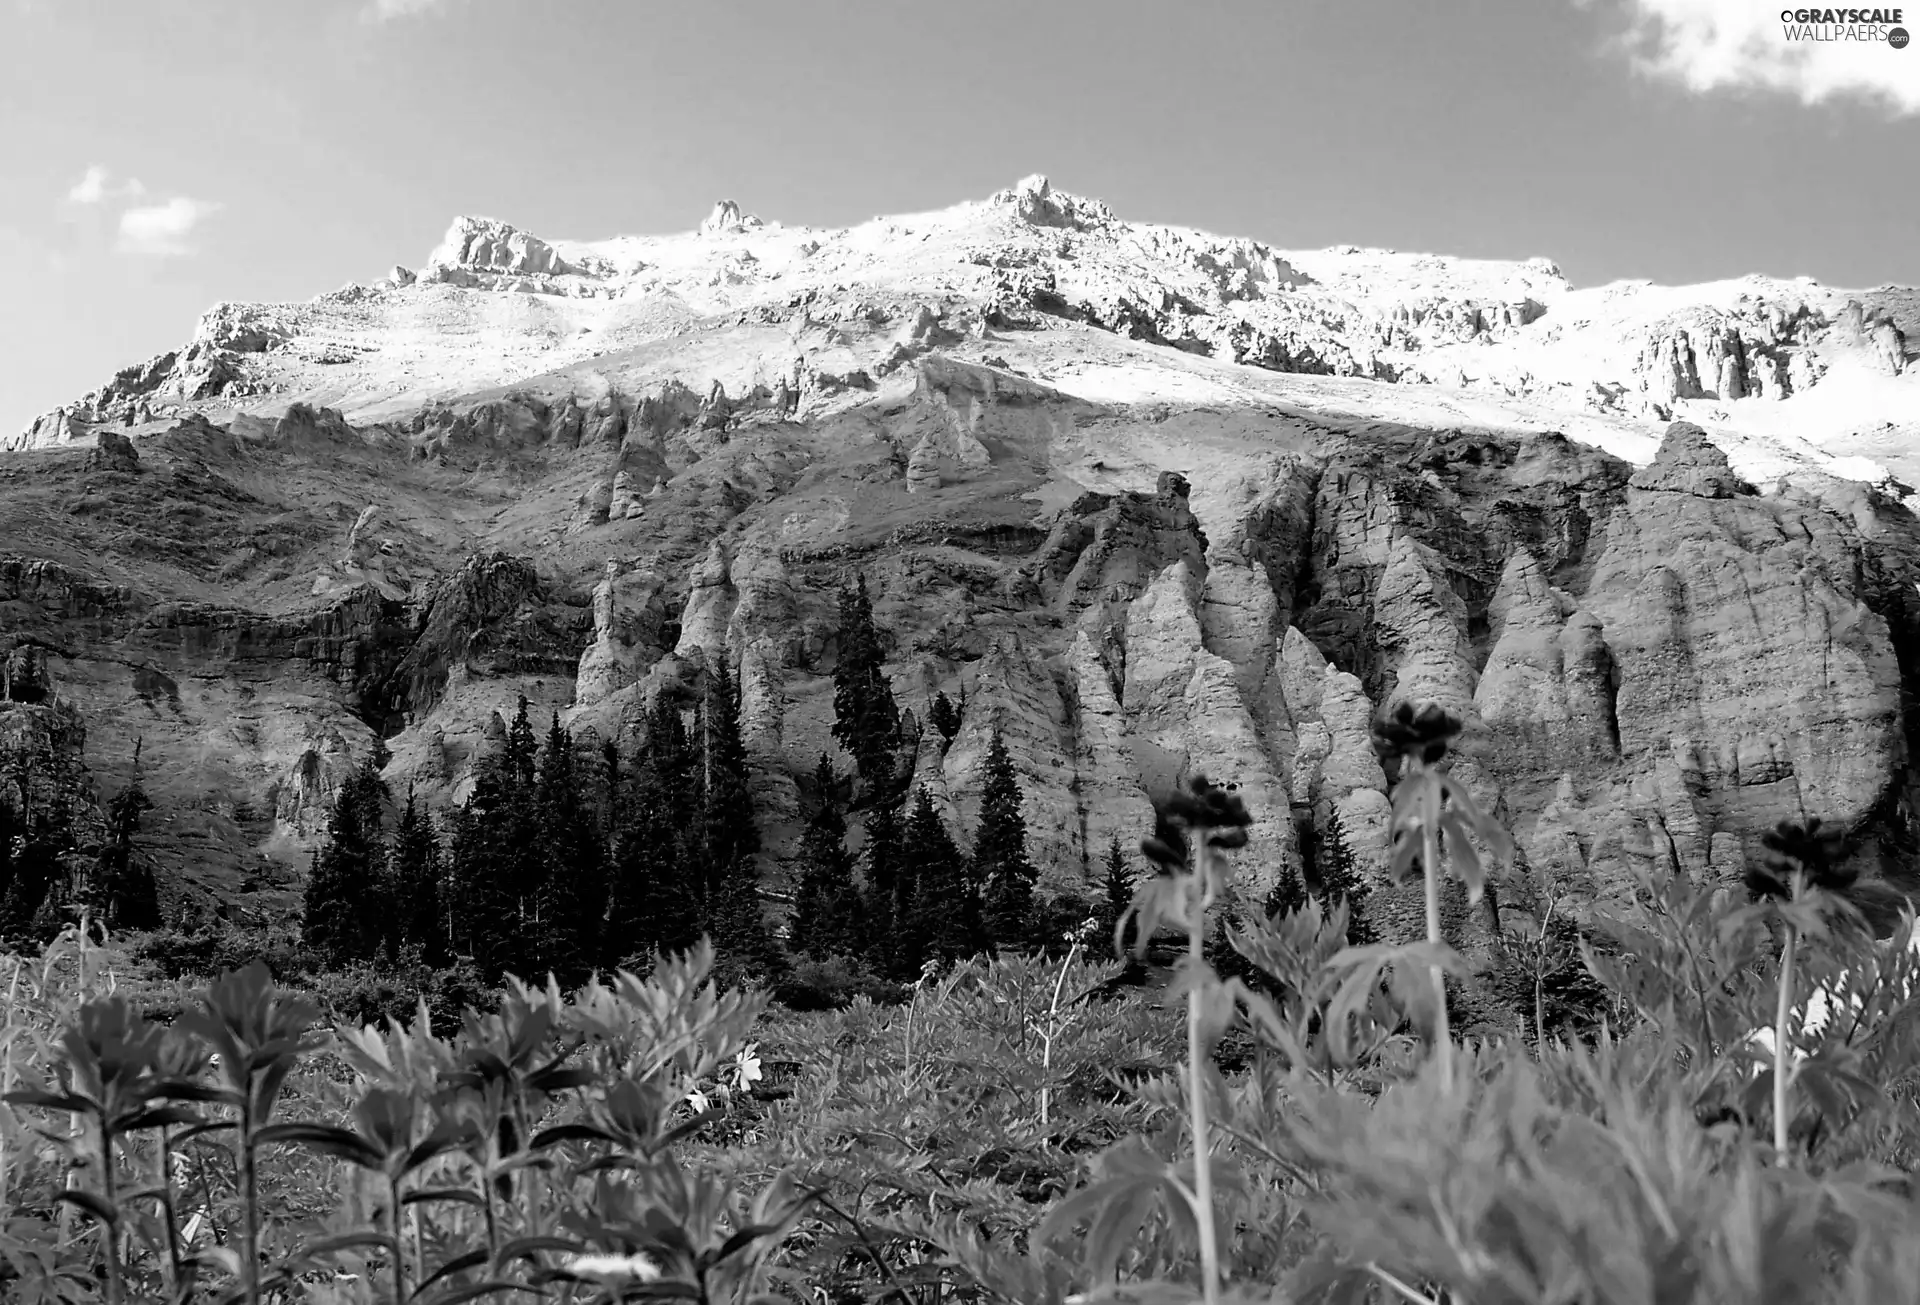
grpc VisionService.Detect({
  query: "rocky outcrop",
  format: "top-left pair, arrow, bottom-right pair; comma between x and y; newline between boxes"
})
428,216 -> 572,277
82,429 -> 140,473
699,200 -> 764,237
1122,562 -> 1297,898
575,561 -> 668,709
1628,422 -> 1756,497
1473,550 -> 1618,786
0,695 -> 110,921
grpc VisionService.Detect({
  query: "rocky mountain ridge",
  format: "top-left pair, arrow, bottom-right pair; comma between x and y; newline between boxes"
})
1,177 -> 1917,947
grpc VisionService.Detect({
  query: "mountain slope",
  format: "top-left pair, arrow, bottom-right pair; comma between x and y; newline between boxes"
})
2,176 -> 1916,945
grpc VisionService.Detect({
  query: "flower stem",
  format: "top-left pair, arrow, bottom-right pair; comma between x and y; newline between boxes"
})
96,1116 -> 124,1305
387,1173 -> 408,1305
1418,762 -> 1452,1087
1773,920 -> 1799,1163
1187,841 -> 1221,1305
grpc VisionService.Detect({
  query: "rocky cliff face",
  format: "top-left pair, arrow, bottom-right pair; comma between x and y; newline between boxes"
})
2,179 -> 1917,945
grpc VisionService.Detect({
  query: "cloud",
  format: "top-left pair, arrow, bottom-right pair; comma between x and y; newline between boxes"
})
115,197 -> 222,258
361,0 -> 463,22
66,165 -> 145,206
1590,0 -> 1920,113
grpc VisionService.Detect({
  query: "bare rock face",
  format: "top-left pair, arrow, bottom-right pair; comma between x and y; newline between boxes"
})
1123,562 -> 1297,897
1629,422 -> 1757,498
273,728 -> 355,836
0,693 -> 110,919
673,538 -> 737,669
935,632 -> 1085,890
576,561 -> 667,709
1373,532 -> 1478,719
86,429 -> 141,473
1587,478 -> 1903,839
1067,631 -> 1157,870
1030,471 -> 1209,670
1473,549 -> 1619,786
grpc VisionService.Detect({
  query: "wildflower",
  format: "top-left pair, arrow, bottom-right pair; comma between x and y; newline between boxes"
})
1746,817 -> 1856,901
730,1042 -> 763,1093
1142,775 -> 1251,872
1371,700 -> 1463,766
564,1252 -> 664,1283
686,1086 -> 711,1114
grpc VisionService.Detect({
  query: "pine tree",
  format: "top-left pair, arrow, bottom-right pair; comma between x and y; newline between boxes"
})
605,773 -> 702,970
302,748 -> 390,964
860,795 -> 905,976
974,730 -> 1038,951
927,691 -> 961,745
1315,807 -> 1375,946
446,724 -> 541,978
532,713 -> 606,984
98,742 -> 159,930
790,755 -> 862,960
1096,837 -> 1137,956
900,788 -> 980,969
0,799 -> 15,918
388,786 -> 446,964
830,574 -> 901,791
698,655 -> 759,903
505,697 -> 539,788
1263,858 -> 1309,920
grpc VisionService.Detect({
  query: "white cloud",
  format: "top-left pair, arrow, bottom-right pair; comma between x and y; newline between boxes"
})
67,165 -> 145,206
115,197 -> 222,258
1590,0 -> 1920,113
362,0 -> 462,21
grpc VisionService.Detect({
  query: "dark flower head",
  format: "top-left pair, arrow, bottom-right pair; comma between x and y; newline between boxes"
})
1371,701 -> 1462,766
1141,775 -> 1253,872
1746,817 -> 1858,901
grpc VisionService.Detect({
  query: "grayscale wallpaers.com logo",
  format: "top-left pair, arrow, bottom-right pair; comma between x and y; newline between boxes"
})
1779,7 -> 1909,44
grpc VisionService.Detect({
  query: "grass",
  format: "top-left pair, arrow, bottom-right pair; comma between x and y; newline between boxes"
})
5,746 -> 1920,1303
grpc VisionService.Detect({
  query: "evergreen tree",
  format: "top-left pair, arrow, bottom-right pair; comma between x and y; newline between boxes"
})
1314,807 -> 1375,946
0,798 -> 15,917
600,738 -> 623,831
446,722 -> 541,978
927,691 -> 961,745
830,574 -> 901,791
1096,836 -> 1138,956
860,795 -> 905,976
974,730 -> 1038,951
1263,857 -> 1309,920
302,747 -> 390,964
900,788 -> 981,970
790,755 -> 862,959
532,713 -> 606,984
98,742 -> 159,930
698,655 -> 759,903
505,697 -> 539,788
387,786 -> 446,964
605,773 -> 703,971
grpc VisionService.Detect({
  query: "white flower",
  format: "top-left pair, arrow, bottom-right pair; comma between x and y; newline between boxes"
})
564,1252 -> 663,1282
686,1086 -> 711,1114
1744,930 -> 1920,1069
731,1042 -> 763,1092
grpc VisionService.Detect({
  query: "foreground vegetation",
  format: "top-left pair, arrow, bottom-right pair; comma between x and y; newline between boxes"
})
4,704 -> 1920,1304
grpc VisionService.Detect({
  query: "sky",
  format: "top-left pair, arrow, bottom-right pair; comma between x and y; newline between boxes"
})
1,0 -> 1917,439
